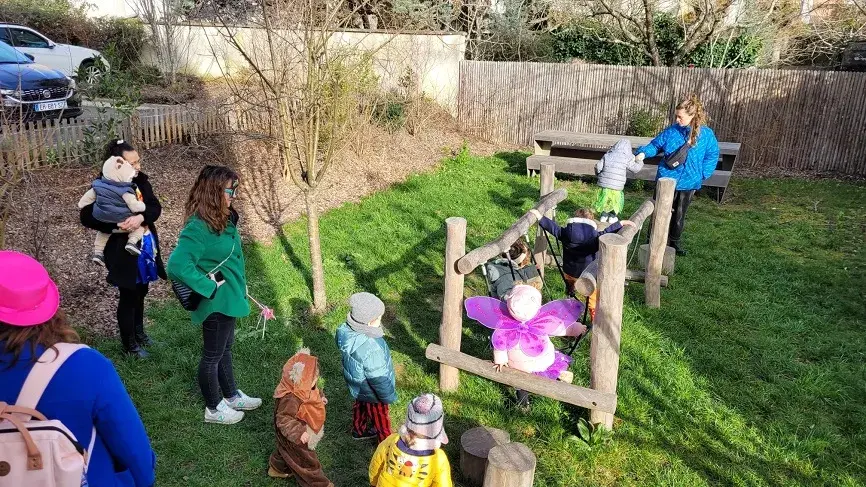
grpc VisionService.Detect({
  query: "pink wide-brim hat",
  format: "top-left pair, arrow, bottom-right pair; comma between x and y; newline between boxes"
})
0,251 -> 60,327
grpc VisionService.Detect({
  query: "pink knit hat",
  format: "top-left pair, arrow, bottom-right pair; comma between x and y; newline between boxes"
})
0,251 -> 60,327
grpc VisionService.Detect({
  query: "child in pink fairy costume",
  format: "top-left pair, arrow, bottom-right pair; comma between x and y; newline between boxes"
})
464,284 -> 586,381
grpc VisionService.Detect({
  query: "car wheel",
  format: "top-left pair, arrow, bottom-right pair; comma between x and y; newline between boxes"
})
78,60 -> 104,85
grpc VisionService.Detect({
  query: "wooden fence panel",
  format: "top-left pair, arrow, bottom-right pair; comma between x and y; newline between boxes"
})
457,60 -> 866,176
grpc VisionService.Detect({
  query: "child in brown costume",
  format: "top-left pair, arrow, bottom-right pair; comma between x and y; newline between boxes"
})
268,348 -> 333,487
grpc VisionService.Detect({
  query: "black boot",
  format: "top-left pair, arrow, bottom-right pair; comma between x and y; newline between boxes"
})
515,389 -> 531,411
121,333 -> 150,358
669,240 -> 687,256
135,332 -> 154,348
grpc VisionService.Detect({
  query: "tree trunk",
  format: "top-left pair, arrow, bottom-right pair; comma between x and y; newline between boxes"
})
643,0 -> 662,66
304,189 -> 327,313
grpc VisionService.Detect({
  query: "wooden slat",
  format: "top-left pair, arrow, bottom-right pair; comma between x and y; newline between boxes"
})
534,130 -> 741,155
426,343 -> 617,414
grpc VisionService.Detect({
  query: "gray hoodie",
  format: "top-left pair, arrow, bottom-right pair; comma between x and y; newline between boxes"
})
595,139 -> 644,191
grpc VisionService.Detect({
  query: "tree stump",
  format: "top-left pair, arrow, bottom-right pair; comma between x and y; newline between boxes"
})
460,426 -> 511,487
482,442 -> 536,487
638,244 -> 676,275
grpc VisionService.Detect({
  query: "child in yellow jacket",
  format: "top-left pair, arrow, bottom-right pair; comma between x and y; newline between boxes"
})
369,393 -> 452,487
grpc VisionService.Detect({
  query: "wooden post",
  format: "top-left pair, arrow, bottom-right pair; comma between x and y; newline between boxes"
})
461,426 -> 511,487
589,233 -> 628,429
483,442 -> 536,487
536,162 -> 555,275
646,177 -> 676,308
440,217 -> 467,392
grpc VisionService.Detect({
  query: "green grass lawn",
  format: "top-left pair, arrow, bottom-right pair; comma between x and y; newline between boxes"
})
95,150 -> 866,486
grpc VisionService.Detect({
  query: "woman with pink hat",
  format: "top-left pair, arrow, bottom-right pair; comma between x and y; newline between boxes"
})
0,251 -> 156,486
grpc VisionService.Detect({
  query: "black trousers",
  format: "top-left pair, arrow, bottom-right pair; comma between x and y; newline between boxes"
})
199,312 -> 238,409
668,190 -> 696,248
117,284 -> 149,352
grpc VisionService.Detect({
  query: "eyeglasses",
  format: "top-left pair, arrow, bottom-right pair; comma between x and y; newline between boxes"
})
225,179 -> 239,198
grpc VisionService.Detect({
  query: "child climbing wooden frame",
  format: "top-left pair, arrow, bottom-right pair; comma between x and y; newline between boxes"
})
425,162 -> 677,429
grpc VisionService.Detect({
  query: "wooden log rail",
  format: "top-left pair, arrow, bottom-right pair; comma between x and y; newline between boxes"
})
456,188 -> 567,275
426,343 -> 617,413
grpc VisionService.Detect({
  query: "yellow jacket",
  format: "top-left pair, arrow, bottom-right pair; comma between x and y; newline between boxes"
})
369,433 -> 453,487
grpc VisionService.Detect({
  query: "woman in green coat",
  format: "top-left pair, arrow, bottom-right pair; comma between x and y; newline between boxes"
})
167,165 -> 262,425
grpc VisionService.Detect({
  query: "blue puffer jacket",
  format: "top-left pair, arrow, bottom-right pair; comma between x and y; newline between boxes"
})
335,323 -> 397,404
637,124 -> 720,191
93,178 -> 137,223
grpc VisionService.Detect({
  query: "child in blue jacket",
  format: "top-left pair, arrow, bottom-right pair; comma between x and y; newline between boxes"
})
335,292 -> 397,443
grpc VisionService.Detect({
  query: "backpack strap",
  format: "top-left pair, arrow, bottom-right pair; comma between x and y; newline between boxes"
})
14,343 -> 97,469
15,343 -> 89,410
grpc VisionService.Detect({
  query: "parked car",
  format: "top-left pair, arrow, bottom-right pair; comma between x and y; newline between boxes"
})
0,24 -> 107,84
0,40 -> 82,122
841,42 -> 866,72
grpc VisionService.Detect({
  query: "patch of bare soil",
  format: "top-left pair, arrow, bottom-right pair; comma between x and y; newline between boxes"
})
4,121 -> 507,335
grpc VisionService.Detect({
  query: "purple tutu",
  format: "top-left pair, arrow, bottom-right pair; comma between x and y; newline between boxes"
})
533,351 -> 571,380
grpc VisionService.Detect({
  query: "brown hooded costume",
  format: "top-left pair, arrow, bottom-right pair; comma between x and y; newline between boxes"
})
269,348 -> 333,487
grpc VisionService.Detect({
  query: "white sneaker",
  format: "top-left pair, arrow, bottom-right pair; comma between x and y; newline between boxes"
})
204,399 -> 244,424
225,390 -> 262,411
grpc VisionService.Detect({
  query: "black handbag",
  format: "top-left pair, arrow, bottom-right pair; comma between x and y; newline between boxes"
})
663,142 -> 692,170
171,242 -> 235,311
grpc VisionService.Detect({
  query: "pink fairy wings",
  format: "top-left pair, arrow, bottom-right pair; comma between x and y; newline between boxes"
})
465,297 -> 584,358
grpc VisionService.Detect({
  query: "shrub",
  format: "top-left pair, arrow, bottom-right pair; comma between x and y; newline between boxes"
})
552,15 -> 762,68
373,96 -> 408,132
625,106 -> 666,138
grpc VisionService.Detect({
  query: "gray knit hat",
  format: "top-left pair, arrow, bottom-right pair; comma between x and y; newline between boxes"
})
403,393 -> 448,445
348,292 -> 385,325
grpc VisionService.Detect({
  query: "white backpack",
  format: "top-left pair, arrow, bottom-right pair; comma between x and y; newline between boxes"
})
0,343 -> 96,487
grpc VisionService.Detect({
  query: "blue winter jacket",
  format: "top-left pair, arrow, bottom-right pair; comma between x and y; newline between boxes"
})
0,343 -> 156,486
539,216 -> 622,278
335,323 -> 397,404
638,124 -> 720,191
92,178 -> 137,223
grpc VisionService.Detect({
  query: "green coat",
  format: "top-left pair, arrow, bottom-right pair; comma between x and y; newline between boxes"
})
166,215 -> 250,324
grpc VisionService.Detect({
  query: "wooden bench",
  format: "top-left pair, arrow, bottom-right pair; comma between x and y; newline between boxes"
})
527,130 -> 741,201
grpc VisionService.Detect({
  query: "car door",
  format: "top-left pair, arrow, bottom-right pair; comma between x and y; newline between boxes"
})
8,27 -> 72,75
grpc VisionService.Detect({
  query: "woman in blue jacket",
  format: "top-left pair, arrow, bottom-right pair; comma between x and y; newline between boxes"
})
0,251 -> 156,486
636,94 -> 720,255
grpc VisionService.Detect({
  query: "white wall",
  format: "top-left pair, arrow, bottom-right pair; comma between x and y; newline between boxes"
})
77,0 -> 137,19
140,24 -> 466,113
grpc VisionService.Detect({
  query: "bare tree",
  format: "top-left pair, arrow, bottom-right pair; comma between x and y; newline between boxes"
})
777,1 -> 866,67
213,0 -> 380,313
132,0 -> 185,84
571,0 -> 738,66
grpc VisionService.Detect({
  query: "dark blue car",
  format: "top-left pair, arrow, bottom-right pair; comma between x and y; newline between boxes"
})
0,39 -> 81,122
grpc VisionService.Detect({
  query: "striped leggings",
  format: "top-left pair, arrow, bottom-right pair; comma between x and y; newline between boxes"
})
352,400 -> 392,442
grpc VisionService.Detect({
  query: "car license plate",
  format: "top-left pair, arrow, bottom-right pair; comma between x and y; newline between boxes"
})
34,101 -> 67,112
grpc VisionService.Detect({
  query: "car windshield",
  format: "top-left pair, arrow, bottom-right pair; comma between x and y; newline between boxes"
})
0,41 -> 31,64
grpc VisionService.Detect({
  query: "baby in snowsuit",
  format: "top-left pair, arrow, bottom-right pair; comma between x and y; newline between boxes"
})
594,139 -> 644,223
77,156 -> 147,265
